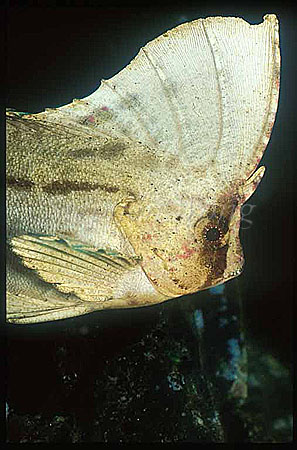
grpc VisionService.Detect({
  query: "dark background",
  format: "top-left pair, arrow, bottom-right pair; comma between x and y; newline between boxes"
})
5,0 -> 295,370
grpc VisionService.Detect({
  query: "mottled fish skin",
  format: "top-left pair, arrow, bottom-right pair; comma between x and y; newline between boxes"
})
6,14 -> 280,323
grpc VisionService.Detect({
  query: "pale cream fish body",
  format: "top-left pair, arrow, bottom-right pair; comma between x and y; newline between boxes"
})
6,14 -> 280,323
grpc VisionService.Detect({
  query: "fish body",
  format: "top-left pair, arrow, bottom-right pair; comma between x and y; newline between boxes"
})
6,15 -> 280,323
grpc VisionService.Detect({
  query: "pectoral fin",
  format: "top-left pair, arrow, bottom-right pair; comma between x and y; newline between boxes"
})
10,234 -> 139,303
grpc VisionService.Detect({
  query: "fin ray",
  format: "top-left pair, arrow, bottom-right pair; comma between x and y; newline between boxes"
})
10,234 -> 138,302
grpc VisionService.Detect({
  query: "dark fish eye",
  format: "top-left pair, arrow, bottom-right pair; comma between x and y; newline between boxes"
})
204,226 -> 221,242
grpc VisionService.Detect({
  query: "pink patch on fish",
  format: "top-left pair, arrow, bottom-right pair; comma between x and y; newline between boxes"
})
87,115 -> 95,123
101,106 -> 109,111
142,233 -> 152,241
176,243 -> 197,260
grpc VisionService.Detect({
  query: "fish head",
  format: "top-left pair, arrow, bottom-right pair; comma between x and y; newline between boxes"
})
115,166 -> 265,297
188,165 -> 266,292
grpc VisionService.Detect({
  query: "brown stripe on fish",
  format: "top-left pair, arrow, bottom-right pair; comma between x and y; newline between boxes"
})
6,177 -> 34,191
42,181 -> 120,195
69,141 -> 126,160
199,194 -> 240,289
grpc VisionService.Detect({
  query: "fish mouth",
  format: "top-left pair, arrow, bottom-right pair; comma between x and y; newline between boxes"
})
199,264 -> 243,292
210,264 -> 244,288
223,265 -> 244,280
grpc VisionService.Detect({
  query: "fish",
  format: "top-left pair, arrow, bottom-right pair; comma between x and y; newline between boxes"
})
6,14 -> 280,323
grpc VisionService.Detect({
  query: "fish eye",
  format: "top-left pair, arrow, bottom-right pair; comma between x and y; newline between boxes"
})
204,226 -> 221,242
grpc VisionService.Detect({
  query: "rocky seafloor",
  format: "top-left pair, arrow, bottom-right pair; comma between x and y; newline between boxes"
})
6,281 -> 292,443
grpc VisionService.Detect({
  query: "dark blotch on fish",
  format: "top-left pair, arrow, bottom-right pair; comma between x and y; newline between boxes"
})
98,141 -> 126,159
69,148 -> 97,159
202,243 -> 229,289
